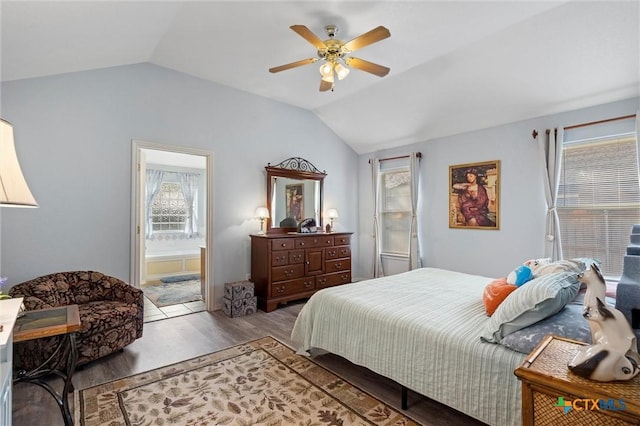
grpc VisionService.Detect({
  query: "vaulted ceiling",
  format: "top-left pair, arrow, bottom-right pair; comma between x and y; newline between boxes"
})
1,1 -> 638,153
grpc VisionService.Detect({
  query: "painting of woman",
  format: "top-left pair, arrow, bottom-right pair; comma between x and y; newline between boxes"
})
450,161 -> 500,229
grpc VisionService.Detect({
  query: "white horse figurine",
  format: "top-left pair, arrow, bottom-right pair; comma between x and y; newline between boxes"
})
568,264 -> 640,381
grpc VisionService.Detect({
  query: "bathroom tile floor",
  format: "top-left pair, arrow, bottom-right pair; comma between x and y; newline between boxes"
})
143,295 -> 206,323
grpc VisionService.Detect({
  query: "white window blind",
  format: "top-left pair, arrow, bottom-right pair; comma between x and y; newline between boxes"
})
558,117 -> 639,278
380,161 -> 411,255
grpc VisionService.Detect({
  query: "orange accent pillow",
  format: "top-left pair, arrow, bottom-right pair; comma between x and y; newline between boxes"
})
483,278 -> 518,316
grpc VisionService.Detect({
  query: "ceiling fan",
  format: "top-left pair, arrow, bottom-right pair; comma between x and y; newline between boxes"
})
269,24 -> 391,92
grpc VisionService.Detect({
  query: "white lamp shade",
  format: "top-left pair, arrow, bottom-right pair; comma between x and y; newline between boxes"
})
319,62 -> 333,78
327,208 -> 339,219
334,62 -> 350,80
255,207 -> 270,219
0,119 -> 38,207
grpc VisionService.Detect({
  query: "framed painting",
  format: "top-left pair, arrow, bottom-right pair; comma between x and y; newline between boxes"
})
449,160 -> 500,230
285,184 -> 304,221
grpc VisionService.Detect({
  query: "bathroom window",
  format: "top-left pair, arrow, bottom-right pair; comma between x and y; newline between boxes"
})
151,182 -> 188,232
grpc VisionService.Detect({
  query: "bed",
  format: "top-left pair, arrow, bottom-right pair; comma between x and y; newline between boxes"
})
291,266 -> 593,426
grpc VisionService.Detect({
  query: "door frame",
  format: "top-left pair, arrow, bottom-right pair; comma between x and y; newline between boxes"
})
130,140 -> 215,311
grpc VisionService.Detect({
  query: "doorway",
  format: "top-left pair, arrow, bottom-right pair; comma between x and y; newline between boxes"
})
131,140 -> 214,320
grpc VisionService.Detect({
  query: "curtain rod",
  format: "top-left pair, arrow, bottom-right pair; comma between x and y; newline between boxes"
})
563,113 -> 636,130
368,152 -> 422,164
531,113 -> 637,139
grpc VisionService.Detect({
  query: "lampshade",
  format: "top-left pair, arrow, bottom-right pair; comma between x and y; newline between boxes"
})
319,62 -> 334,78
334,62 -> 350,80
255,207 -> 270,219
321,73 -> 334,84
0,119 -> 38,207
327,208 -> 339,219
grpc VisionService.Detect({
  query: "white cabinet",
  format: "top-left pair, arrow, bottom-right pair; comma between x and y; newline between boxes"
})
0,298 -> 24,426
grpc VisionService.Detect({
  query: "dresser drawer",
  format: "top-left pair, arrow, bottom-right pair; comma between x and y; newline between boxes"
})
326,246 -> 351,259
316,271 -> 351,289
272,277 -> 315,297
271,264 -> 304,281
334,235 -> 350,246
295,236 -> 334,248
271,252 -> 289,266
271,238 -> 295,251
289,250 -> 305,264
326,258 -> 350,273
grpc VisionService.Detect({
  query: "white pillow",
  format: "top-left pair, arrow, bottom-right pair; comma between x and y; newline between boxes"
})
481,271 -> 580,344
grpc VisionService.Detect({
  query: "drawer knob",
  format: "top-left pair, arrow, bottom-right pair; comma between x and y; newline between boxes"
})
335,262 -> 342,269
281,243 -> 287,247
300,242 -> 305,246
276,286 -> 285,293
304,282 -> 312,288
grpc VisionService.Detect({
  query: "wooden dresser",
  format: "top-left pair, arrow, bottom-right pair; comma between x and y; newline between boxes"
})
515,335 -> 640,425
250,232 -> 352,312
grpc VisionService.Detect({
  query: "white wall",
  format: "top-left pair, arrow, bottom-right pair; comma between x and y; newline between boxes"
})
358,97 -> 640,279
0,63 -> 359,309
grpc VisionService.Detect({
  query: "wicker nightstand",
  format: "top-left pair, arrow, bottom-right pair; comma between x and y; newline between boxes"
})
515,335 -> 640,425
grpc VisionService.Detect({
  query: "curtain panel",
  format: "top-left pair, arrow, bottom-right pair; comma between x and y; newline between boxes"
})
538,128 -> 564,260
408,152 -> 422,270
144,169 -> 165,238
370,158 -> 384,277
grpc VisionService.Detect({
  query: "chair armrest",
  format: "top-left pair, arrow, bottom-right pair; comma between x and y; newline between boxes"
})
8,282 -> 58,310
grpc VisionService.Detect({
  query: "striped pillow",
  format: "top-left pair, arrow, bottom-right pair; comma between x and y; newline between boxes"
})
481,271 -> 580,344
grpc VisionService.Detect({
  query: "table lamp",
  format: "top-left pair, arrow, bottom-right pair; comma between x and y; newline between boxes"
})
1,119 -> 38,207
327,208 -> 339,232
255,207 -> 269,235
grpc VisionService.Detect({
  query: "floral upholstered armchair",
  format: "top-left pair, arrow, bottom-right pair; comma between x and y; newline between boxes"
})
9,271 -> 144,370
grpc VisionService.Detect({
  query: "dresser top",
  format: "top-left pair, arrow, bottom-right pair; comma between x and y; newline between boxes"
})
251,232 -> 352,239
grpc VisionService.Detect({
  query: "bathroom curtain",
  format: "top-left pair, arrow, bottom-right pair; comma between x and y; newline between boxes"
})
370,158 -> 384,277
179,172 -> 200,238
145,169 -> 165,238
538,128 -> 564,261
408,152 -> 422,270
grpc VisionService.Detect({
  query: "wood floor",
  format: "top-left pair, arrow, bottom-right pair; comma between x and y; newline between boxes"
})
12,301 -> 487,426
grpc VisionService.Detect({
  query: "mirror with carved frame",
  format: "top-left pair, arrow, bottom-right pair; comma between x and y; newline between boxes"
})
266,157 -> 326,234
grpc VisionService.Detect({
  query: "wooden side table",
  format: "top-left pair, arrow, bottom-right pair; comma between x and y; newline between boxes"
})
515,335 -> 640,425
13,305 -> 81,426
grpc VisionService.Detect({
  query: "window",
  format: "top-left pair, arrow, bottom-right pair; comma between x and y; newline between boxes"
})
380,168 -> 411,255
151,182 -> 188,232
557,120 -> 639,278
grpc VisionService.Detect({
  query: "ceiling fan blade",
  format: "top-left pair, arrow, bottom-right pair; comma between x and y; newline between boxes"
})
290,25 -> 326,50
345,57 -> 390,77
269,58 -> 318,73
343,26 -> 390,52
319,78 -> 333,92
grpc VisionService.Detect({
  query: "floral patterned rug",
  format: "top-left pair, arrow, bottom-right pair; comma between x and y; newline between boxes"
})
74,336 -> 419,426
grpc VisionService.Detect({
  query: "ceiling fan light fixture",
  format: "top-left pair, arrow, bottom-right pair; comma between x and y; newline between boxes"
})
319,62 -> 333,77
334,62 -> 350,80
271,24 -> 391,92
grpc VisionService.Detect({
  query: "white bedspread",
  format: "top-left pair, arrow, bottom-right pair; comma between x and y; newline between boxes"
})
291,267 -> 526,426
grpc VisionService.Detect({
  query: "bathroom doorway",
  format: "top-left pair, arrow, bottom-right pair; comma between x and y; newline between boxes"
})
131,140 -> 214,318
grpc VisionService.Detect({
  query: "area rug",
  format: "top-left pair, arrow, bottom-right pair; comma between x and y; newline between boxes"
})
160,274 -> 201,283
142,279 -> 202,308
74,336 -> 419,426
